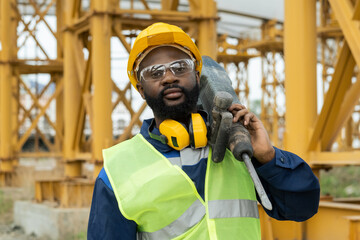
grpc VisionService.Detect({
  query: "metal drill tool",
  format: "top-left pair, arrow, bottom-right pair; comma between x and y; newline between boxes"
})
199,56 -> 273,211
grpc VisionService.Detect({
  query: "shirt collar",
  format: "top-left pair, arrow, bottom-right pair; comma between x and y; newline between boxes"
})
140,118 -> 174,153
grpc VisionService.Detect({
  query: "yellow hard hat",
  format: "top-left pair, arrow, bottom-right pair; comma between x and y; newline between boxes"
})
127,22 -> 202,90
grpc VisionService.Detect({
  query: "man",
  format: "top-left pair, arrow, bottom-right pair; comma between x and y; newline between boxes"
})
88,22 -> 320,239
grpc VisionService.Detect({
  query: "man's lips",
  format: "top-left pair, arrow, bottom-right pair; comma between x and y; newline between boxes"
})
163,88 -> 183,99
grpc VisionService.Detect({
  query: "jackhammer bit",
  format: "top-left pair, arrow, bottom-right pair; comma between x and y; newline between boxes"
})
211,91 -> 273,211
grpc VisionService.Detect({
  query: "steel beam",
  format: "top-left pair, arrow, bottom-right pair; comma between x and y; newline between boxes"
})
284,0 -> 317,155
308,42 -> 355,151
35,179 -> 94,207
196,0 -> 218,59
284,1 -> 316,237
353,0 -> 360,20
329,0 -> 360,68
329,74 -> 360,149
91,0 -> 113,177
310,151 -> 360,166
63,0 -> 83,177
63,0 -> 81,157
16,80 -> 64,151
116,102 -> 147,143
320,61 -> 354,149
260,50 -> 285,148
73,51 -> 92,153
161,0 -> 179,10
0,0 -> 16,173
55,74 -> 64,152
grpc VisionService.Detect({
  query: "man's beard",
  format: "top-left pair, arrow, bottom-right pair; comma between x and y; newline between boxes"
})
144,82 -> 200,122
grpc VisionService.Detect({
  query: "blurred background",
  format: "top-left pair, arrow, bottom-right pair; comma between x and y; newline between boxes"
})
0,0 -> 360,239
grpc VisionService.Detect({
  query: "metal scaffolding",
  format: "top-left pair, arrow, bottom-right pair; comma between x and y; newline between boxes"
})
1,0 -> 360,238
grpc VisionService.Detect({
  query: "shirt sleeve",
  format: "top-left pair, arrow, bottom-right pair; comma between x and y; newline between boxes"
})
88,169 -> 137,240
252,147 -> 320,222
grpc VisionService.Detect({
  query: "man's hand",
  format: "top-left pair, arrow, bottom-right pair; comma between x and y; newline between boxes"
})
228,104 -> 275,164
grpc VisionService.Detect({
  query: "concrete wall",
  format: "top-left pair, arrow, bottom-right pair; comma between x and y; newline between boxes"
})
14,201 -> 90,240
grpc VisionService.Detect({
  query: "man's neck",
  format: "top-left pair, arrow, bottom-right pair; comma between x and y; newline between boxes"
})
154,112 -> 195,128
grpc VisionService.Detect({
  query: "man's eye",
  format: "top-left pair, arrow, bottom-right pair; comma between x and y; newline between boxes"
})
150,69 -> 164,78
171,63 -> 186,73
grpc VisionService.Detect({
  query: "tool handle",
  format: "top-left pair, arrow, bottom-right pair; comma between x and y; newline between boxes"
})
228,122 -> 253,159
242,153 -> 273,210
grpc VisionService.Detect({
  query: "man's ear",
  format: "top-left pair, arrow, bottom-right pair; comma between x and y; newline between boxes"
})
195,71 -> 201,84
136,82 -> 145,99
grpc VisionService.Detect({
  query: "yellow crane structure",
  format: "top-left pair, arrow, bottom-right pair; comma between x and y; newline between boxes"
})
1,0 -> 360,239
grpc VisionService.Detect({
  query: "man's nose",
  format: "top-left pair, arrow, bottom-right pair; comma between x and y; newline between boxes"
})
161,68 -> 178,84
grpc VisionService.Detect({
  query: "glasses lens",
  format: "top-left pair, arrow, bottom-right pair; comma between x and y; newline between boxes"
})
170,59 -> 194,76
141,65 -> 166,81
140,59 -> 194,81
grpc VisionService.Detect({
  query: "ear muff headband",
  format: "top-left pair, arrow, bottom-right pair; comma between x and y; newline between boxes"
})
189,113 -> 208,149
148,120 -> 168,145
159,119 -> 189,151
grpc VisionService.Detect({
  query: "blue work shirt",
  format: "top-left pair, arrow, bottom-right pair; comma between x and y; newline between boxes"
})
88,118 -> 320,240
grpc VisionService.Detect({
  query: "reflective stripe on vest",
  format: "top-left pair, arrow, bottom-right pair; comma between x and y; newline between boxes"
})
169,146 -> 209,167
180,146 -> 209,166
139,199 -> 259,239
208,199 -> 259,219
138,199 -> 206,239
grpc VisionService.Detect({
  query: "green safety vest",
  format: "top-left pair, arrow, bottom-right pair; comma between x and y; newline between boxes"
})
104,134 -> 261,240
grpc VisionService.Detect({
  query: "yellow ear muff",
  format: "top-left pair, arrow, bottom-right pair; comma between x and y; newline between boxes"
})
189,113 -> 208,149
159,119 -> 190,151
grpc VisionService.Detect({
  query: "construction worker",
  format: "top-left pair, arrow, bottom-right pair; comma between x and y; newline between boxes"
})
88,22 -> 320,239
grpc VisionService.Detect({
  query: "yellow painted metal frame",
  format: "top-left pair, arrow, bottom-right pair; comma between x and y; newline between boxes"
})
309,42 -> 355,151
0,0 -> 17,174
283,1 -> 316,239
260,50 -> 285,148
2,0 -> 219,199
242,20 -> 285,148
1,0 -> 360,238
282,0 -> 360,239
216,34 -> 256,107
329,0 -> 360,67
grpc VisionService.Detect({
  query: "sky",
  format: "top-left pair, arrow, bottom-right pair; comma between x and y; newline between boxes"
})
216,0 -> 284,35
217,0 -> 284,18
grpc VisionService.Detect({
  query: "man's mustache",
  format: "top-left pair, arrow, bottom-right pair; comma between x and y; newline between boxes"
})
160,85 -> 185,96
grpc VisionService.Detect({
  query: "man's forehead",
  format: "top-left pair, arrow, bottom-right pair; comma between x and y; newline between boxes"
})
144,46 -> 190,60
139,46 -> 192,69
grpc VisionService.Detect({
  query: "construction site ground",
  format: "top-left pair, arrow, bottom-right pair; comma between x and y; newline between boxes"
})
0,158 -> 89,240
0,187 -> 49,240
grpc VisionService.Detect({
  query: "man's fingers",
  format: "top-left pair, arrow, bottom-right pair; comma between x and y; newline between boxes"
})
232,108 -> 249,122
244,112 -> 255,126
228,104 -> 246,112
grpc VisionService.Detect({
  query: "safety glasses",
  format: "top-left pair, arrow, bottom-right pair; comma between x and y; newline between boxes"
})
139,59 -> 195,82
